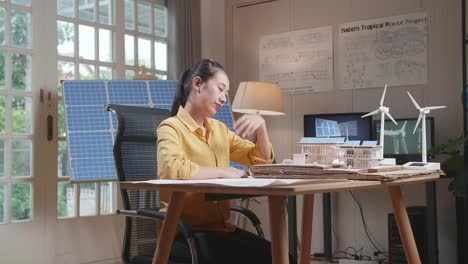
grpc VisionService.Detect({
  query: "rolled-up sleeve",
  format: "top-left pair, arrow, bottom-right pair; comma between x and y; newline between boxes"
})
228,129 -> 274,166
157,124 -> 200,180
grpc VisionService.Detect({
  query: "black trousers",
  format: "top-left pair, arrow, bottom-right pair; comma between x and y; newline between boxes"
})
169,228 -> 297,264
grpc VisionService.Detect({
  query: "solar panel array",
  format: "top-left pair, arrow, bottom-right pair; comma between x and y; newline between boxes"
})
63,80 -> 242,181
315,118 -> 341,137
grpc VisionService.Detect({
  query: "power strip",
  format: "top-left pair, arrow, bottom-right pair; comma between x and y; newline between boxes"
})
338,260 -> 378,264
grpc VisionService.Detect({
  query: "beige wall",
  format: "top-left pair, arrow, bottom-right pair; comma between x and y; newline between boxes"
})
201,0 -> 226,64
204,0 -> 462,262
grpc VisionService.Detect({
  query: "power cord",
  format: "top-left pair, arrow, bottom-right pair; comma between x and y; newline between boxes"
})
349,191 -> 389,258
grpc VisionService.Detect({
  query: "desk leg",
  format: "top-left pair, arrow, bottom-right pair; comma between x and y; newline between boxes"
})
153,191 -> 186,264
269,195 -> 288,264
388,186 -> 421,264
300,194 -> 314,264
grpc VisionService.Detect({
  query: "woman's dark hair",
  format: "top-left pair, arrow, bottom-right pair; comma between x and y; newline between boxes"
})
171,59 -> 225,116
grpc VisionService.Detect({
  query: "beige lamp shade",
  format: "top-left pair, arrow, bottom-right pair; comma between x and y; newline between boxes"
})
231,81 -> 285,115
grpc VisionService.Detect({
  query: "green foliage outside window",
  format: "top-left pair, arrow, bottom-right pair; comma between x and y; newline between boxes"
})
0,184 -> 4,222
12,183 -> 30,221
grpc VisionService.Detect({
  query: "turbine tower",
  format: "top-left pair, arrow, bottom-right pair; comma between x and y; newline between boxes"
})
407,92 -> 446,163
362,84 -> 398,159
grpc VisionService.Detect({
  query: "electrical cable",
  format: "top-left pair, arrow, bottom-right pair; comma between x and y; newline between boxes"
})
349,191 -> 389,258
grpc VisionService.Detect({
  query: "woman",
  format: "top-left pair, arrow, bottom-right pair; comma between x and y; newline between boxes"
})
157,59 -> 291,264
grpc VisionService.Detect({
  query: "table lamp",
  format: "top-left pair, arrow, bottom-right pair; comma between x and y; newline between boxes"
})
231,81 -> 285,115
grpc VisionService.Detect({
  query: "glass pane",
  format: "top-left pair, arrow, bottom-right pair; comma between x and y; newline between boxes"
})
138,37 -> 150,68
58,0 -> 75,17
0,52 -> 4,88
125,69 -> 134,79
99,66 -> 111,80
154,5 -> 167,37
79,0 -> 95,22
0,184 -> 4,223
57,100 -> 66,137
0,140 -> 4,177
79,64 -> 95,80
79,25 -> 95,60
12,53 -> 32,91
137,0 -> 150,34
124,34 -> 134,66
0,96 -> 4,132
11,9 -> 31,49
12,183 -> 31,222
0,7 -> 6,45
155,73 -> 167,80
57,21 -> 75,57
99,28 -> 112,62
12,139 -> 32,177
58,140 -> 70,177
79,183 -> 96,216
99,0 -> 112,25
12,96 -> 32,134
100,182 -> 114,215
154,41 -> 167,71
57,61 -> 75,96
12,0 -> 31,7
124,0 -> 134,30
57,182 -> 76,218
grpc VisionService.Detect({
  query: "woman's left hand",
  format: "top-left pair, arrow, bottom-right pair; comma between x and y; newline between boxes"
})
233,114 -> 265,138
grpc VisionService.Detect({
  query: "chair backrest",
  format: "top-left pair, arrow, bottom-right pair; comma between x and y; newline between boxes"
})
106,104 -> 170,263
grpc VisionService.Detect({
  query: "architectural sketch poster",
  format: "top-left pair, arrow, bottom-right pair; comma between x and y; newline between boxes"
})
259,26 -> 333,94
338,12 -> 427,89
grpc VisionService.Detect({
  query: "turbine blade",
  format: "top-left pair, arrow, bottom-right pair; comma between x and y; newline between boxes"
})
407,91 -> 420,110
413,113 -> 423,134
425,106 -> 446,111
384,111 -> 398,125
380,84 -> 387,106
361,109 -> 380,118
401,121 -> 407,130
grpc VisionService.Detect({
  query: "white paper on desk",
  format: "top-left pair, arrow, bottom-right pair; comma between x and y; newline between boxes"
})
144,178 -> 302,187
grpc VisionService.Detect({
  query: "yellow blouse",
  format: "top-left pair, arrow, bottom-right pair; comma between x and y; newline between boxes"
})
157,106 -> 274,232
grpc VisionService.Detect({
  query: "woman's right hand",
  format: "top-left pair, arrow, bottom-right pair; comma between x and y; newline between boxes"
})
222,167 -> 247,178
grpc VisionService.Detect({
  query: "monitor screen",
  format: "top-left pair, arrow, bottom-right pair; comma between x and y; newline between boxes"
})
373,117 -> 434,157
304,113 -> 373,141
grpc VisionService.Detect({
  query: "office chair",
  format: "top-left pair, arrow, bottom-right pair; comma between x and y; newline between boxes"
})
106,104 -> 264,264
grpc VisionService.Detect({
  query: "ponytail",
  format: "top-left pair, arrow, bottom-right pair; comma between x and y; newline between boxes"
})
170,59 -> 225,116
171,69 -> 192,116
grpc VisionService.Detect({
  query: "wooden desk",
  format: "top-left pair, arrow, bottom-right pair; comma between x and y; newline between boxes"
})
120,173 -> 441,264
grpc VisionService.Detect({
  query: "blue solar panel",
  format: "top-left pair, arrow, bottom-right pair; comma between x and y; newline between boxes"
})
64,81 -> 107,106
67,106 -> 111,132
63,80 -> 245,181
108,81 -> 151,105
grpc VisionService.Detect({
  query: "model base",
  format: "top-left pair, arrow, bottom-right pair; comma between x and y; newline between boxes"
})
378,158 -> 396,166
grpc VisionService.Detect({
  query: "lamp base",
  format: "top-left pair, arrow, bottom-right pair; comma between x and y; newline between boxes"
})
403,162 -> 440,170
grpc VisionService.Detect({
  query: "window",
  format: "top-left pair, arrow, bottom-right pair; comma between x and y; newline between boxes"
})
55,0 -> 168,219
0,0 -> 34,224
56,0 -> 117,218
124,0 -> 168,80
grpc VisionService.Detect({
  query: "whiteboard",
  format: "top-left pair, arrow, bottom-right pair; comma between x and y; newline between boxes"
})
259,26 -> 333,94
338,12 -> 427,89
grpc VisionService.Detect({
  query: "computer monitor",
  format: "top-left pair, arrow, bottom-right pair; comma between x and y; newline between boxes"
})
373,117 -> 434,164
304,112 -> 373,141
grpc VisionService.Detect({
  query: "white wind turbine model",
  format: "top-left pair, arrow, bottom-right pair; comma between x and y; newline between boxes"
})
362,84 -> 398,160
407,92 -> 446,167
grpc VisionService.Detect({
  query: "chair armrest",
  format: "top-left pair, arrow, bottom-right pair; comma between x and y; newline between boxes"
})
117,208 -> 193,238
230,205 -> 264,238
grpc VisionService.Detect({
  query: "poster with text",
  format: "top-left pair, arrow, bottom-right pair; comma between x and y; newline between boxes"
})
338,13 -> 427,89
259,26 -> 333,94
